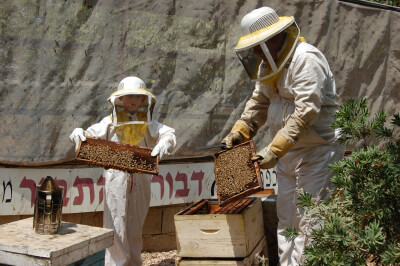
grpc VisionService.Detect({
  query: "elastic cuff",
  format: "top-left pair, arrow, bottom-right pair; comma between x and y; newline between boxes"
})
268,132 -> 294,158
231,120 -> 252,141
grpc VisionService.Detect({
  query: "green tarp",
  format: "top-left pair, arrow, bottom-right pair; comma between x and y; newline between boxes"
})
0,0 -> 399,165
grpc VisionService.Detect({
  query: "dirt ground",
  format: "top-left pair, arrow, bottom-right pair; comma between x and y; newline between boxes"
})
141,250 -> 177,266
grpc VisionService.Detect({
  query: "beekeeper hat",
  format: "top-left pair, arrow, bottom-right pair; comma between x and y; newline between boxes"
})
235,7 -> 300,81
108,76 -> 156,126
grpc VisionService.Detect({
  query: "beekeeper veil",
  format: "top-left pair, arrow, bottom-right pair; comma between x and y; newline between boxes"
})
107,77 -> 156,145
108,76 -> 156,126
235,7 -> 300,82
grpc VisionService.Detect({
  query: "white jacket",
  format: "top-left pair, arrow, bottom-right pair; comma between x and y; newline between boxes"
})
84,115 -> 175,148
239,42 -> 339,148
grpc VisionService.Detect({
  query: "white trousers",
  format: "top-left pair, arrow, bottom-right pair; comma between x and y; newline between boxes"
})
103,169 -> 151,266
276,144 -> 344,266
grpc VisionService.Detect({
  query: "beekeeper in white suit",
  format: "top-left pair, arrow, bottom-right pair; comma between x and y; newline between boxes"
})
221,7 -> 344,265
70,76 -> 176,266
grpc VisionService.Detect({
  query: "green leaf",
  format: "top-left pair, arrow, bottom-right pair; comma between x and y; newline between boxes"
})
391,113 -> 400,127
381,242 -> 400,264
283,227 -> 298,242
297,190 -> 313,208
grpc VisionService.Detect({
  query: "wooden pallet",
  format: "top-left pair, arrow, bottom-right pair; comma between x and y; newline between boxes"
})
75,137 -> 158,175
214,141 -> 263,206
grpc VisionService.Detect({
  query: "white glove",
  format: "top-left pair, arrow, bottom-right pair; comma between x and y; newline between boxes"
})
69,128 -> 86,151
151,133 -> 176,160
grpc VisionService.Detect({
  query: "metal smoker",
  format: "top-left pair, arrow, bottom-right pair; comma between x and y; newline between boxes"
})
33,176 -> 63,234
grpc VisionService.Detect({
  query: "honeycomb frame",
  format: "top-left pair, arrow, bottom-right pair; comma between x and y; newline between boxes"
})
75,136 -> 159,175
213,140 -> 263,206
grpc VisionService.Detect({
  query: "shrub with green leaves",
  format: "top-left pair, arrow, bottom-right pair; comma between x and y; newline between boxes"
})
285,98 -> 400,265
369,0 -> 400,7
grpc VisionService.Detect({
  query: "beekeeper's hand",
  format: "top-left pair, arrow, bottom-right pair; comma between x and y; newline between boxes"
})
69,128 -> 86,151
252,131 -> 296,169
221,121 -> 252,149
151,133 -> 176,160
252,147 -> 279,169
221,131 -> 243,149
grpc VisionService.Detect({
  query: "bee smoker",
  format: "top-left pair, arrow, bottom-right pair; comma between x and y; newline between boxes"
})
33,176 -> 63,234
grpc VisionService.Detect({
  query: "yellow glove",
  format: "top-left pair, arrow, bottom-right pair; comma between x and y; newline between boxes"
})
252,133 -> 294,169
251,147 -> 278,169
221,120 -> 252,149
252,114 -> 309,168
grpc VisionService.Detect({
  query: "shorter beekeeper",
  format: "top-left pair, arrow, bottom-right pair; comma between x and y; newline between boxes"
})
69,76 -> 176,266
221,7 -> 344,266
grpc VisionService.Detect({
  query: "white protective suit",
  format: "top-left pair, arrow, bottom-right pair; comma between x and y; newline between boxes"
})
70,77 -> 176,266
236,41 -> 345,265
223,7 -> 345,264
223,7 -> 345,265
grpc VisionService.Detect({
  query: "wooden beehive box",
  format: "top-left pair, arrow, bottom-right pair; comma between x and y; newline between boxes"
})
75,136 -> 158,175
176,236 -> 267,266
214,141 -> 263,206
174,197 -> 265,259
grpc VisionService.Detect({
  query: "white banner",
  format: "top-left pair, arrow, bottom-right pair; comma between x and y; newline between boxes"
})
0,164 -> 277,215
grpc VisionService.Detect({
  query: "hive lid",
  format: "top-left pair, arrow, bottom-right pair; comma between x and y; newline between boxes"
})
213,140 -> 263,206
75,136 -> 159,175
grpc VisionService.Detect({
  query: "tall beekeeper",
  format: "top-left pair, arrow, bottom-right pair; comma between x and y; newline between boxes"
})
221,7 -> 344,265
69,76 -> 176,266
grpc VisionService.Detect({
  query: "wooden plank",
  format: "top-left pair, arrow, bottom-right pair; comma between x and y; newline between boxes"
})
80,211 -> 103,227
177,235 -> 267,266
52,234 -> 113,265
260,195 -> 279,266
182,200 -> 208,215
0,217 -> 114,265
162,205 -> 188,234
241,235 -> 267,266
142,233 -> 177,252
233,199 -> 252,214
243,198 -> 265,259
63,213 -> 82,225
178,260 -> 245,265
0,215 -> 21,225
178,200 -> 207,215
212,198 -> 252,214
248,194 -> 279,266
0,250 -> 50,266
143,207 -> 163,235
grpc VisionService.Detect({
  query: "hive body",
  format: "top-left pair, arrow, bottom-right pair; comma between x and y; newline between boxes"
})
174,198 -> 265,259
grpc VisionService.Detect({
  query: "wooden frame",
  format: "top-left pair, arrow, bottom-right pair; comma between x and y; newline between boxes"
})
75,136 -> 159,175
214,140 -> 263,206
177,198 -> 256,215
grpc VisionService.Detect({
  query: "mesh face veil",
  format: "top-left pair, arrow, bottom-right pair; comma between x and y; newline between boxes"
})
107,77 -> 156,126
235,7 -> 300,82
